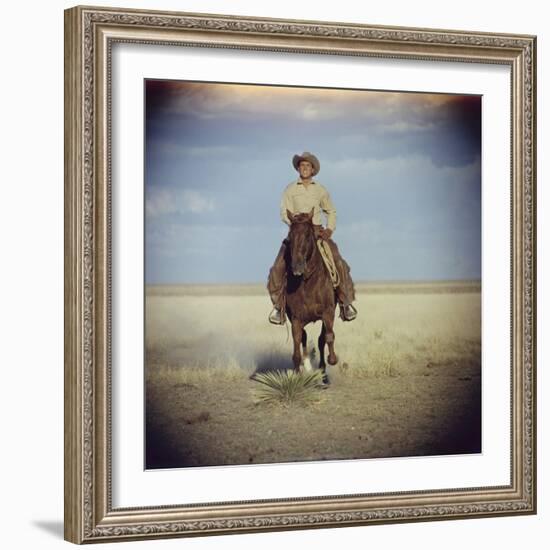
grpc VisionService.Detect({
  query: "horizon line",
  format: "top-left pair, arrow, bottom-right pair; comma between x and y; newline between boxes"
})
145,278 -> 482,286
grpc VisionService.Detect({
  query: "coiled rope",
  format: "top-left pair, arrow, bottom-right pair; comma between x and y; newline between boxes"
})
317,239 -> 340,288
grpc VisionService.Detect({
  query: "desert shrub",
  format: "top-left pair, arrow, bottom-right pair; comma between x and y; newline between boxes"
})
251,370 -> 325,406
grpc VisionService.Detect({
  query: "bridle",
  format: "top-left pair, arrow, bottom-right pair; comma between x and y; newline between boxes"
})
288,218 -> 319,279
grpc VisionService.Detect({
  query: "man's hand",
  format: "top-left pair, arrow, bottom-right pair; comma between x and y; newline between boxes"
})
319,228 -> 333,240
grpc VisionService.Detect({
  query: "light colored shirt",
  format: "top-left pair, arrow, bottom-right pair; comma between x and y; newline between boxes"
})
280,179 -> 337,231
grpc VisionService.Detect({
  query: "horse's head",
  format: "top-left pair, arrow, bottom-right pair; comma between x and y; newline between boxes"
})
287,208 -> 316,277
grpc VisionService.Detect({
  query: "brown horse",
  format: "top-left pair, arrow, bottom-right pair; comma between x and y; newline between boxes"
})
284,208 -> 338,385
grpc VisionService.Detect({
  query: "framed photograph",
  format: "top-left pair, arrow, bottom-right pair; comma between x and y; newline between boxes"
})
64,5 -> 537,544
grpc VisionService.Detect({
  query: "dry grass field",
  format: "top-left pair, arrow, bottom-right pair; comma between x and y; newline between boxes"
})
145,281 -> 481,469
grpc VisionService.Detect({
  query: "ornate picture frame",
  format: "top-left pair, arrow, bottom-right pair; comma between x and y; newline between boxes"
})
64,5 -> 536,543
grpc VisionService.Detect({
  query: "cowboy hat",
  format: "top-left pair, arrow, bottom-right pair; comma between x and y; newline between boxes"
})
292,151 -> 320,176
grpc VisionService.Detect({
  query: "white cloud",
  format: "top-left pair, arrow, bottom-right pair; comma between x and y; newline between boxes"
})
146,188 -> 176,217
183,190 -> 215,213
378,121 -> 435,134
325,154 -> 481,185
146,187 -> 215,218
155,143 -> 238,157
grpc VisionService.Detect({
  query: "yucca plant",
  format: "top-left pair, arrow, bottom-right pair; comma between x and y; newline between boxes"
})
252,369 -> 325,406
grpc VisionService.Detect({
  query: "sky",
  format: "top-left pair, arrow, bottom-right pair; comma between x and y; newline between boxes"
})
145,80 -> 481,284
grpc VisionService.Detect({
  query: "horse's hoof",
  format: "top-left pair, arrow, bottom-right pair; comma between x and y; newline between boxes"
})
328,355 -> 338,366
320,374 -> 330,388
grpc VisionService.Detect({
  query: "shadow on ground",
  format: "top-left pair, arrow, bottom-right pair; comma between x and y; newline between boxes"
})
251,350 -> 294,375
32,520 -> 64,540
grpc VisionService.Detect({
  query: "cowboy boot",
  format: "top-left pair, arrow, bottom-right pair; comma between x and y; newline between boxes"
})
335,287 -> 357,322
344,303 -> 358,321
268,307 -> 285,325
339,302 -> 358,322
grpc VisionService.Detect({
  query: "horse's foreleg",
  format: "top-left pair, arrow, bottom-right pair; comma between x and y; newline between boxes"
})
318,325 -> 328,383
301,329 -> 313,372
291,320 -> 303,372
323,315 -> 338,366
318,323 -> 330,387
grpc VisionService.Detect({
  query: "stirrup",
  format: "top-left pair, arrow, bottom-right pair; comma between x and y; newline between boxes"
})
340,303 -> 357,322
268,308 -> 285,325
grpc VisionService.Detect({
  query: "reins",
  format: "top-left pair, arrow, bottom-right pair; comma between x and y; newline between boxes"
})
290,222 -> 339,287
289,221 -> 321,281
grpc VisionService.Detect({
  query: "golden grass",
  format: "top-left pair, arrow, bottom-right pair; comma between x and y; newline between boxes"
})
145,286 -> 481,382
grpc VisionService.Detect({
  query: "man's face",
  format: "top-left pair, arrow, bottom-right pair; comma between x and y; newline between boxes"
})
298,161 -> 314,180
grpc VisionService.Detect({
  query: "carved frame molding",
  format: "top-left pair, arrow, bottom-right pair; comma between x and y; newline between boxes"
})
64,5 -> 536,544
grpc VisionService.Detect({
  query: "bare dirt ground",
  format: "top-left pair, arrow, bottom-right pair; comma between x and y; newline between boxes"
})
145,282 -> 481,469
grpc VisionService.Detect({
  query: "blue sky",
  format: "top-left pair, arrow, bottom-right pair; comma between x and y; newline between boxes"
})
145,80 -> 481,284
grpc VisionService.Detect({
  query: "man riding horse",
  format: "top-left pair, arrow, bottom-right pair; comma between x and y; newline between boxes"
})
267,151 -> 358,325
